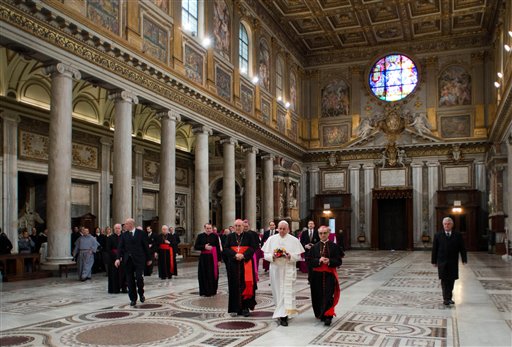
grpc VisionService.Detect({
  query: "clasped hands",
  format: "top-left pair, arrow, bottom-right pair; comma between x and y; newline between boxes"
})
204,243 -> 213,251
319,256 -> 329,265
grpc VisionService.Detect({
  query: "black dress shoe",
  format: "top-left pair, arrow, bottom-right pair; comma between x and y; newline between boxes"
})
448,299 -> 455,304
443,300 -> 450,306
242,309 -> 250,317
130,301 -> 136,306
140,296 -> 145,303
280,317 -> 288,326
324,317 -> 332,326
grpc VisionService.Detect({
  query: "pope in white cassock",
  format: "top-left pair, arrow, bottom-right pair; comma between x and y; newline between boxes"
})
262,220 -> 305,326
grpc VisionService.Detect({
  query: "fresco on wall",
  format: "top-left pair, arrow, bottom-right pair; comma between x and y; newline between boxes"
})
289,118 -> 297,141
321,79 -> 350,117
322,124 -> 349,147
87,0 -> 120,35
143,18 -> 168,63
277,110 -> 286,133
258,40 -> 270,91
150,0 -> 168,12
438,66 -> 471,106
240,83 -> 254,114
440,114 -> 471,138
290,71 -> 297,111
213,0 -> 230,59
216,66 -> 232,101
261,99 -> 271,124
184,44 -> 204,85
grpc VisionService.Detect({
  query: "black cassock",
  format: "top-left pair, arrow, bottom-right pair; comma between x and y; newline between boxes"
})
223,232 -> 257,314
106,233 -> 126,293
194,232 -> 221,296
158,233 -> 178,279
144,232 -> 158,276
309,241 -> 342,319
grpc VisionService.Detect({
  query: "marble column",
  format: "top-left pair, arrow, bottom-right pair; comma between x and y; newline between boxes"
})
133,146 -> 144,226
427,162 -> 439,233
411,162 -> 423,246
262,154 -> 275,227
221,137 -> 237,229
243,145 -> 258,228
158,110 -> 180,228
349,165 -> 360,248
475,161 -> 487,211
193,126 -> 211,236
363,164 -> 374,243
308,167 -> 320,213
109,90 -> 138,224
299,170 -> 308,219
1,112 -> 20,253
99,137 -> 112,228
45,63 -> 81,264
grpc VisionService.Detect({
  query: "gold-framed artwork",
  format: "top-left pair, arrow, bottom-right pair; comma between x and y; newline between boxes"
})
183,42 -> 205,85
321,123 -> 350,147
438,113 -> 472,139
215,64 -> 232,102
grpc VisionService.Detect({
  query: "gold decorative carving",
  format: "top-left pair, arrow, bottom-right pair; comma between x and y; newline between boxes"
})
72,142 -> 98,169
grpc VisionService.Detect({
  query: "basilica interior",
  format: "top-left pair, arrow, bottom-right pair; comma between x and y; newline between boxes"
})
0,0 -> 511,346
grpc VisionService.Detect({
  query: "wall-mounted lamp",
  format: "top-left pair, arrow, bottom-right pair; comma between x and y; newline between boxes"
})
509,30 -> 512,38
323,203 -> 331,215
202,37 -> 211,48
494,81 -> 501,88
452,200 -> 462,213
497,72 -> 503,79
251,76 -> 259,84
277,96 -> 282,101
505,44 -> 511,52
285,102 -> 290,109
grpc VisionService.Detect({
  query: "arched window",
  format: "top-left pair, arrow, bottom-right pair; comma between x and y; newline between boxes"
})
239,23 -> 249,75
276,55 -> 284,99
368,53 -> 418,102
182,0 -> 199,36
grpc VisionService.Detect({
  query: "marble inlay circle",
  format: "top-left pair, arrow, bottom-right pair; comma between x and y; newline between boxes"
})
363,323 -> 420,335
0,336 -> 34,346
215,321 -> 256,330
94,311 -> 130,319
75,323 -> 179,345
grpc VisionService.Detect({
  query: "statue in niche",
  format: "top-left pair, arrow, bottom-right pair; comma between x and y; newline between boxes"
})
289,183 -> 297,208
18,202 -> 44,232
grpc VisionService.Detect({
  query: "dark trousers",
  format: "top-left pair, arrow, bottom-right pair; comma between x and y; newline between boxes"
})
441,278 -> 455,301
124,257 -> 145,302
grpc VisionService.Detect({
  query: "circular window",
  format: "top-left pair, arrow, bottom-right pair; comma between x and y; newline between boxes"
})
369,54 -> 418,102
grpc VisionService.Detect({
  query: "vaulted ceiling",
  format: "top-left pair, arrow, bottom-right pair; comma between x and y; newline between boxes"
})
257,0 -> 501,66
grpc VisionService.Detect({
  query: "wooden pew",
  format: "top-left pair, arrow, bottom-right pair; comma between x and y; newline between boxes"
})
0,253 -> 45,281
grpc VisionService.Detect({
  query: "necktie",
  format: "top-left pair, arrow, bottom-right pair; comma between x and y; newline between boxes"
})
446,232 -> 451,237
309,230 -> 313,240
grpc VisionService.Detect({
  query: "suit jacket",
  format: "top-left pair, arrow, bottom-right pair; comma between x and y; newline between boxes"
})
431,230 -> 467,280
262,229 -> 277,245
145,232 -> 158,255
300,228 -> 320,255
117,228 -> 151,268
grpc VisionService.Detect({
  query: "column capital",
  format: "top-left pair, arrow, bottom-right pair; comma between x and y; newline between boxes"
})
363,164 -> 375,170
192,125 -> 212,135
308,167 -> 320,173
156,110 -> 181,122
0,112 -> 21,124
44,62 -> 81,80
100,137 -> 113,146
348,165 -> 360,171
220,137 -> 238,146
108,90 -> 139,104
241,144 -> 259,154
410,162 -> 424,168
426,161 -> 440,167
261,154 -> 275,161
133,145 -> 145,155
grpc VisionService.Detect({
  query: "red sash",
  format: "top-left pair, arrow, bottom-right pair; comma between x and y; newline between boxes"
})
231,246 -> 254,299
201,247 -> 219,280
159,244 -> 175,274
313,263 -> 340,317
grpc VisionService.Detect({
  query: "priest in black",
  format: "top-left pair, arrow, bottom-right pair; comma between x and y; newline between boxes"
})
107,223 -> 127,293
157,225 -> 177,279
224,219 -> 257,317
144,225 -> 157,276
194,223 -> 221,296
310,226 -> 342,326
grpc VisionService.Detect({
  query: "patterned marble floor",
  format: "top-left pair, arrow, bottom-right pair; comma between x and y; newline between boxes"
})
0,251 -> 510,347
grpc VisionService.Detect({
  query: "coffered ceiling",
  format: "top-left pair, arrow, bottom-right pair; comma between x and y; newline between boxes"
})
257,0 -> 501,66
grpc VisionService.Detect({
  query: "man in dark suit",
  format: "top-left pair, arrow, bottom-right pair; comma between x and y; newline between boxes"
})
115,218 -> 152,306
144,225 -> 157,276
431,217 -> 467,306
261,221 -> 276,272
300,220 -> 320,281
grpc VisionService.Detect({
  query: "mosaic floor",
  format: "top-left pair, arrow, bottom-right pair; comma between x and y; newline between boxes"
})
0,251 -> 510,347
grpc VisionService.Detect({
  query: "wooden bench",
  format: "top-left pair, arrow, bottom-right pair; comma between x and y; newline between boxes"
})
0,253 -> 41,281
178,243 -> 192,261
59,262 -> 77,278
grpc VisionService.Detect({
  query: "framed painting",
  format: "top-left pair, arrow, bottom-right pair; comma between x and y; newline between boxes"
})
184,43 -> 204,85
86,0 -> 120,35
321,79 -> 350,117
321,123 -> 350,147
240,82 -> 254,115
213,0 -> 230,59
438,65 -> 471,107
439,114 -> 472,139
215,65 -> 232,101
142,17 -> 168,63
261,98 -> 271,124
277,110 -> 286,133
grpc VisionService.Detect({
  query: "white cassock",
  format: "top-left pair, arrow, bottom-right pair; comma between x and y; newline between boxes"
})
262,233 -> 305,318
